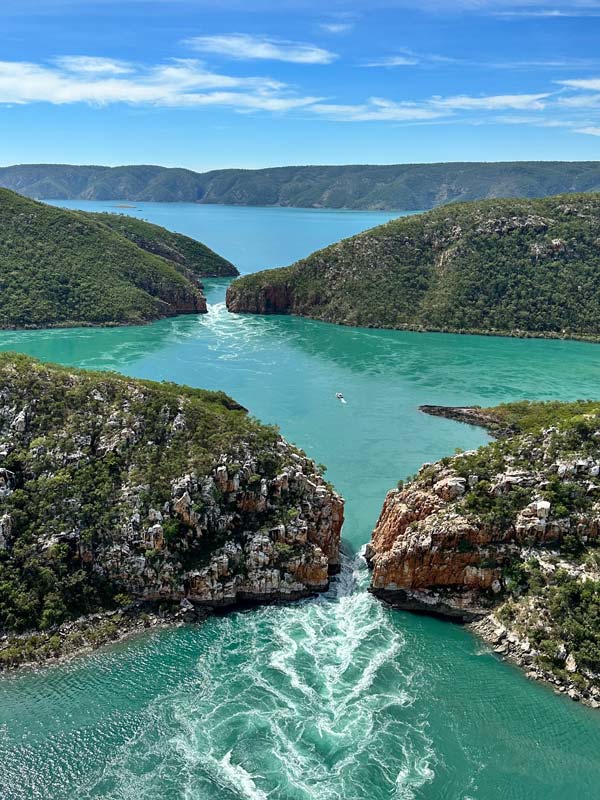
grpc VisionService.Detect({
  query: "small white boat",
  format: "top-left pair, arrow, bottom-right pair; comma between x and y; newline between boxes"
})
336,392 -> 347,404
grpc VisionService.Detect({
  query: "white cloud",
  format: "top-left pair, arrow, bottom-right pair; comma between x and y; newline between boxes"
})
559,93 -> 600,109
318,21 -> 354,34
0,58 -> 320,110
2,51 -> 600,143
559,77 -> 600,91
363,55 -> 420,67
361,48 -> 459,68
184,34 -> 337,64
311,98 -> 448,122
493,9 -> 572,17
53,56 -> 133,75
309,91 -> 552,121
431,92 -> 550,110
490,58 -> 600,69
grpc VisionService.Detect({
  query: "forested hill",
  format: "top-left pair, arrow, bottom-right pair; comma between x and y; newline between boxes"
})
84,212 -> 237,278
0,189 -> 234,328
3,161 -> 600,210
226,192 -> 600,340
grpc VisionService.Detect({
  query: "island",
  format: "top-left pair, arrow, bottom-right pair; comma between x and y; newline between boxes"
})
0,188 -> 236,329
3,161 -> 600,210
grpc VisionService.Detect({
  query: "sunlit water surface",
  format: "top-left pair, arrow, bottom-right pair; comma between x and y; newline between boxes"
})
1,202 -> 600,800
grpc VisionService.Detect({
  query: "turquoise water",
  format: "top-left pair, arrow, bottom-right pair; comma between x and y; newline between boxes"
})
52,200 -> 401,275
1,204 -> 600,799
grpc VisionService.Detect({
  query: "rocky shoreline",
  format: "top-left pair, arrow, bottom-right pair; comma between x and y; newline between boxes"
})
471,615 -> 600,709
419,405 -> 514,437
0,603 -> 191,671
226,287 -> 600,345
0,356 -> 344,670
0,582 -> 343,672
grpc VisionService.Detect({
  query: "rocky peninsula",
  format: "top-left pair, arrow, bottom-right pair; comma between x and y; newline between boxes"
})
0,189 -> 236,329
226,192 -> 600,342
367,399 -> 600,706
0,354 -> 343,668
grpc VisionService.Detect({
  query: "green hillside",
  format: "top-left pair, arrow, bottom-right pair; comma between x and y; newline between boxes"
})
3,161 -> 600,210
227,192 -> 600,340
0,189 -> 230,328
87,212 -> 237,278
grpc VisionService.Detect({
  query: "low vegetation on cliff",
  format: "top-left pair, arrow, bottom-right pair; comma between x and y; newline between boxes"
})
0,354 -> 342,667
227,193 -> 600,341
0,189 -> 234,328
3,161 -> 600,210
87,212 -> 237,278
368,399 -> 600,703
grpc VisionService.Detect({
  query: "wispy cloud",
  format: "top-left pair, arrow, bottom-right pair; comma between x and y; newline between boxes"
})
53,56 -> 133,75
431,92 -> 549,110
3,51 -> 600,144
559,76 -> 600,90
0,58 -> 320,110
493,7 -> 600,18
184,33 -> 337,64
311,98 -> 445,122
363,55 -> 420,67
362,49 -> 600,71
362,48 -> 456,68
494,9 -> 572,17
310,92 -> 551,121
490,58 -> 600,69
318,21 -> 354,34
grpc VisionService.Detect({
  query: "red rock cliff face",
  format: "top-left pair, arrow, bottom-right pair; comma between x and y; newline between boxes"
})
163,286 -> 207,315
367,440 -> 600,620
367,480 -> 506,620
226,282 -> 293,315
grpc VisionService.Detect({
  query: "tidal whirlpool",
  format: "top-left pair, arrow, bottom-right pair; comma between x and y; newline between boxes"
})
1,203 -> 600,800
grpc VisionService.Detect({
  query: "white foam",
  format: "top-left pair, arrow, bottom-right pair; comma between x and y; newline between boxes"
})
81,553 -> 437,800
216,751 -> 269,800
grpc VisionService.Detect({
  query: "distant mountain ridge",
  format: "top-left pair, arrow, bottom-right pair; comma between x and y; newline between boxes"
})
3,161 -> 600,210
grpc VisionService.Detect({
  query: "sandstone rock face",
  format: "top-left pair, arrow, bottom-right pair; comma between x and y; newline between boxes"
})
367,483 -> 503,620
367,422 -> 600,620
162,284 -> 208,315
226,282 -> 293,315
96,452 -> 344,607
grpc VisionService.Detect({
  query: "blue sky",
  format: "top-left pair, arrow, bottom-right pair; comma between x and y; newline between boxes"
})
1,0 -> 600,169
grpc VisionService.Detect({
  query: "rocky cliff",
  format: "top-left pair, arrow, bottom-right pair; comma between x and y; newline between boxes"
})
226,193 -> 600,341
0,355 -> 343,667
367,400 -> 600,704
226,279 -> 293,315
